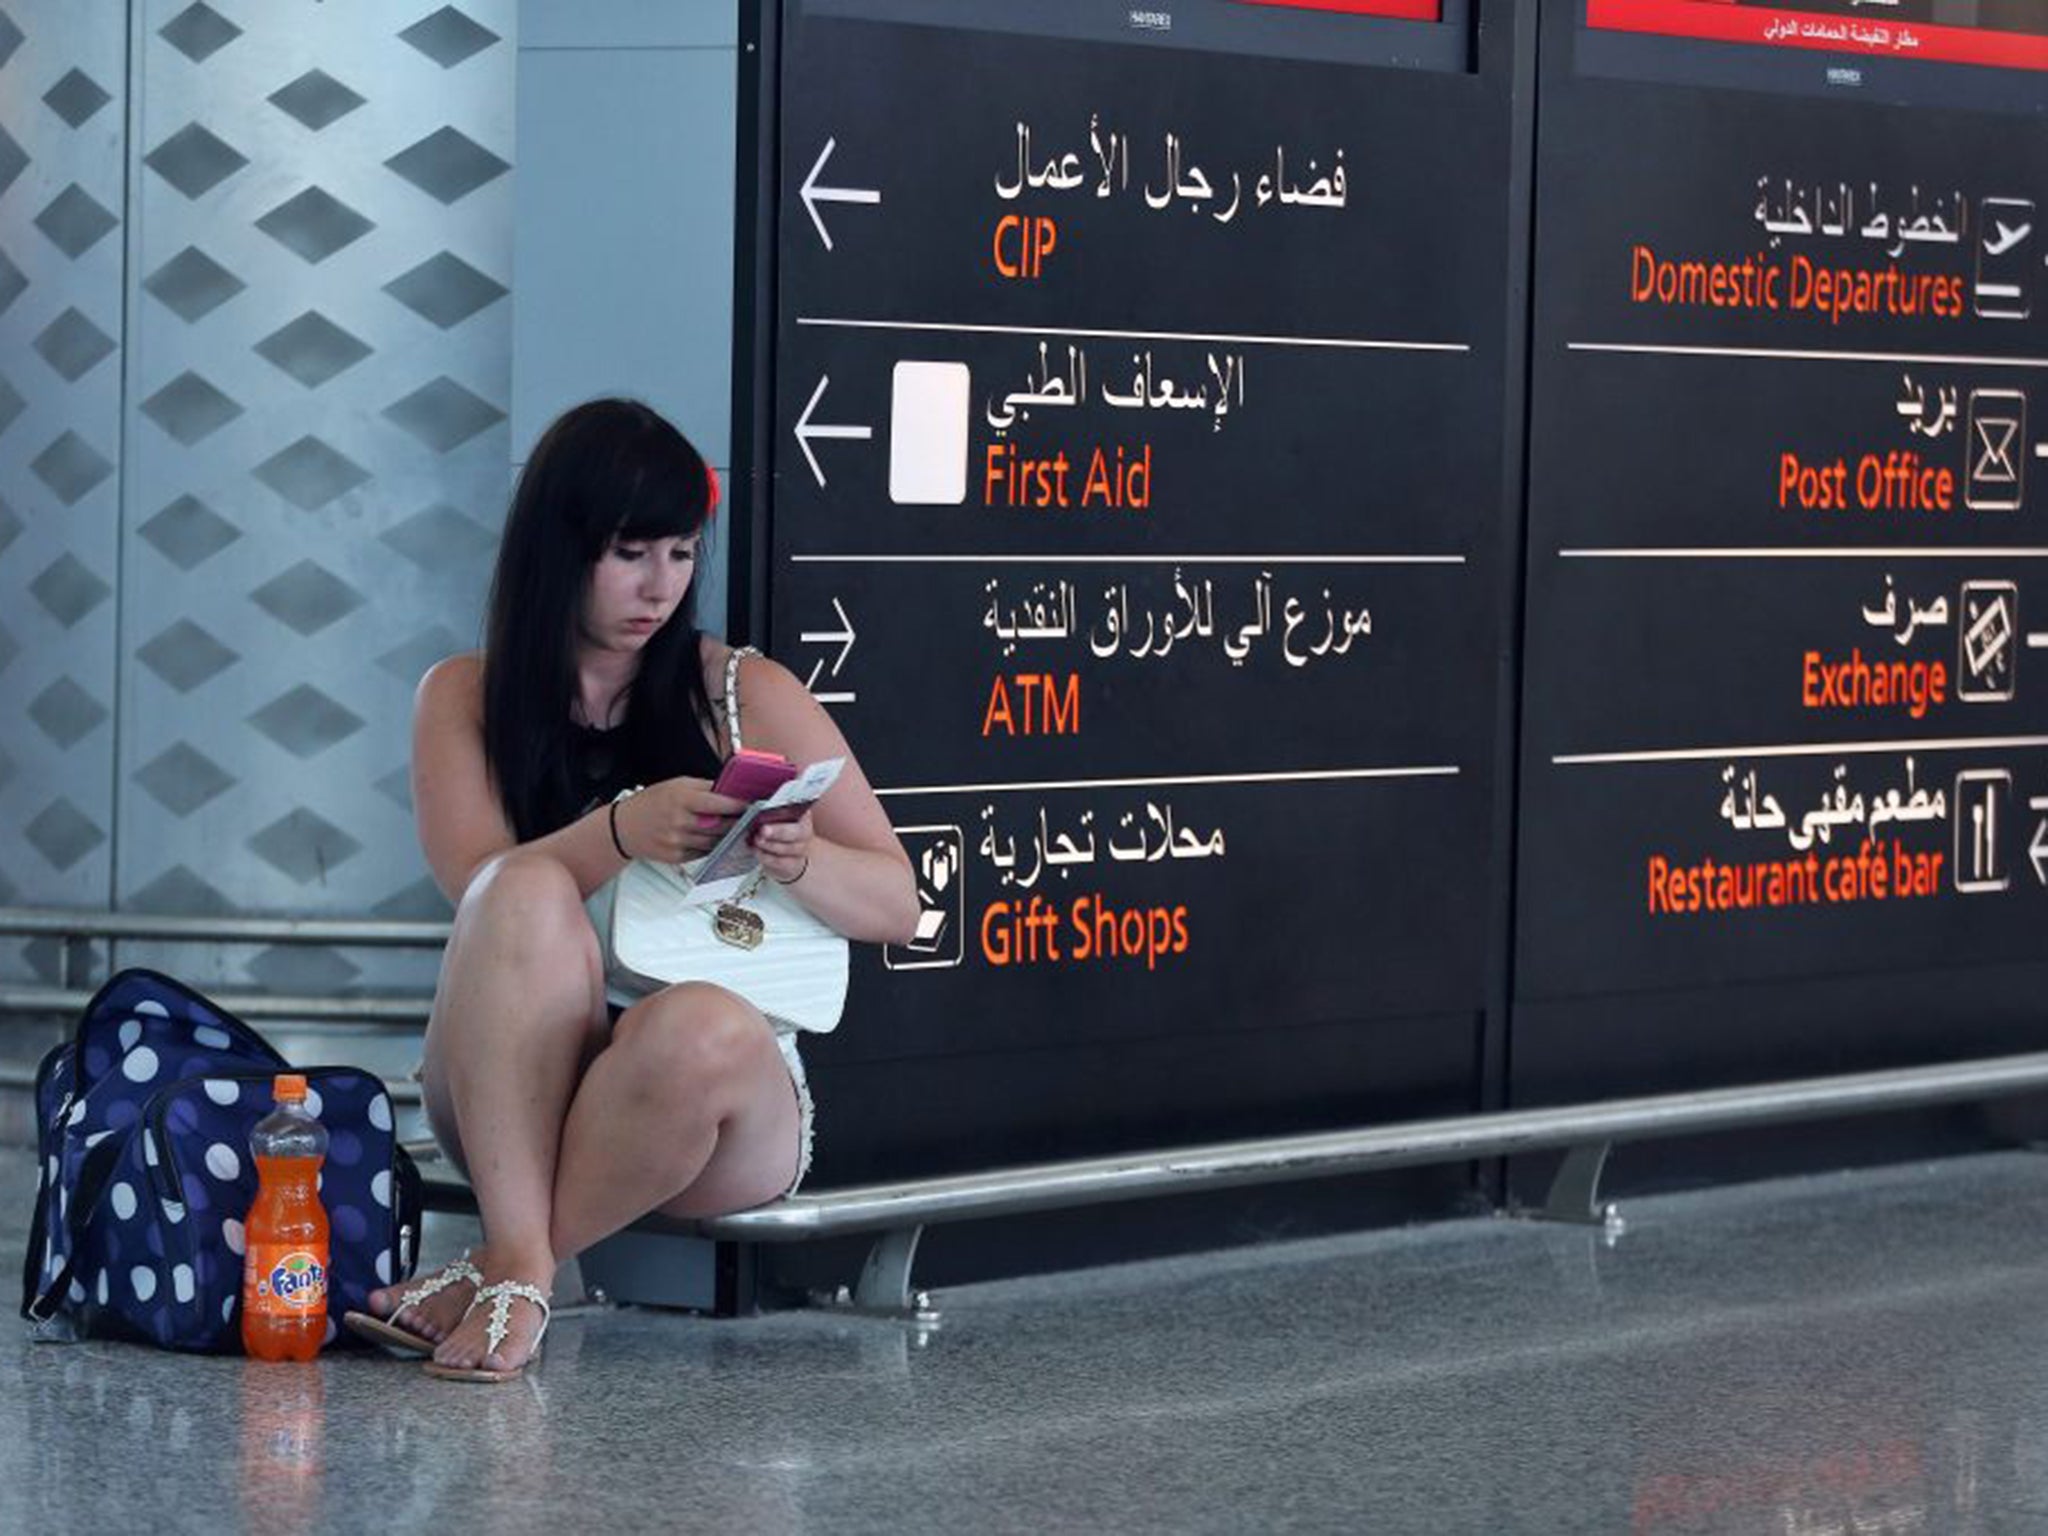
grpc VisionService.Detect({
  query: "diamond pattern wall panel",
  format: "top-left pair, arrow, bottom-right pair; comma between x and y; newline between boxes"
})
0,2 -> 126,981
120,0 -> 514,968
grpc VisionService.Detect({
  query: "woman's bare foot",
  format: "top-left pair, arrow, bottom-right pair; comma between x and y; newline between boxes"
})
364,1247 -> 486,1345
430,1247 -> 553,1375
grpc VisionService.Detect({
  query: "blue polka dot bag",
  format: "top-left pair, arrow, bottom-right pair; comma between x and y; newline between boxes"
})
21,969 -> 424,1353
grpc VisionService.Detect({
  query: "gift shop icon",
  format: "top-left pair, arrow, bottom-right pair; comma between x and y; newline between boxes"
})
885,826 -> 966,971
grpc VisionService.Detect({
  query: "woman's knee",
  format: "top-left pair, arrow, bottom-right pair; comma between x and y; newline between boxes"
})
430,850 -> 604,1065
452,849 -> 594,958
611,985 -> 775,1108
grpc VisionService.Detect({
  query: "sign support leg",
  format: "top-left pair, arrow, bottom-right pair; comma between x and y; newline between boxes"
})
1536,1141 -> 1626,1234
813,1225 -> 940,1324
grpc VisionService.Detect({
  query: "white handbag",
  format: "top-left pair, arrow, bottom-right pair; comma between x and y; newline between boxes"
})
597,862 -> 849,1033
591,647 -> 851,1034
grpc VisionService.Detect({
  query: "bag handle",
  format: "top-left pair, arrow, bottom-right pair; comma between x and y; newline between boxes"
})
722,645 -> 761,755
717,645 -> 774,912
19,1155 -> 52,1322
23,1134 -> 124,1327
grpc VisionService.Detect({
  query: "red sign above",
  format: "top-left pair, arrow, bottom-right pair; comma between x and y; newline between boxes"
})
1235,0 -> 1442,19
1588,0 -> 2048,73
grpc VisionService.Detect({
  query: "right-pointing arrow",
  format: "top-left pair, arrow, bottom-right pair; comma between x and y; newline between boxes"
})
800,138 -> 881,252
794,375 -> 873,489
799,596 -> 856,677
801,596 -> 857,704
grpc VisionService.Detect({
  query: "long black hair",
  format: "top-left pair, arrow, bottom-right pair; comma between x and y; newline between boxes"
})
482,398 -> 718,840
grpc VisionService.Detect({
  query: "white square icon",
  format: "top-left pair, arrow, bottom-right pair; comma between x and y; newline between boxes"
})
888,362 -> 970,505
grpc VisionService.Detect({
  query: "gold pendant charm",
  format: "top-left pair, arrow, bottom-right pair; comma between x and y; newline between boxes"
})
713,902 -> 765,950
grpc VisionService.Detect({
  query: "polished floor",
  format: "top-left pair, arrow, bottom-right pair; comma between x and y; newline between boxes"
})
6,1145 -> 2048,1533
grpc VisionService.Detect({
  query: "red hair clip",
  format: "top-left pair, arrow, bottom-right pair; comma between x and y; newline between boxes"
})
705,462 -> 721,520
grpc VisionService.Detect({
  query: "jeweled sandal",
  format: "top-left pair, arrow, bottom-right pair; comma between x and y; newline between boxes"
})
421,1280 -> 551,1384
342,1253 -> 482,1357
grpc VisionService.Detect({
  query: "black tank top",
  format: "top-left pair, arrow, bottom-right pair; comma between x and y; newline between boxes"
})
564,715 -> 724,820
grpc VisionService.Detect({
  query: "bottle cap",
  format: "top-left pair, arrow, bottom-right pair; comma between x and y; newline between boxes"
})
273,1073 -> 308,1102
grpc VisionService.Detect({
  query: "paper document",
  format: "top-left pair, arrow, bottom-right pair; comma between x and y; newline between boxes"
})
671,755 -> 846,905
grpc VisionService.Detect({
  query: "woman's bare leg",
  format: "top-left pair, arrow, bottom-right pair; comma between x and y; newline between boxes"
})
541,983 -> 802,1264
374,850 -> 606,1368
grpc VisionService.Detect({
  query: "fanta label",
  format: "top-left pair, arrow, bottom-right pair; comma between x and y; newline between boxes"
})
245,1244 -> 327,1315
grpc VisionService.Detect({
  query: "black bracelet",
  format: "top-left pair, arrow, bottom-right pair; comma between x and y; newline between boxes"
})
772,856 -> 810,886
608,795 -> 632,860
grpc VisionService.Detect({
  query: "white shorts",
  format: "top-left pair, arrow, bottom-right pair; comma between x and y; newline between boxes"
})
773,1026 -> 815,1199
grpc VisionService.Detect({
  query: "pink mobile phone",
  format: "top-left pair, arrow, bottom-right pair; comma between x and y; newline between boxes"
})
712,748 -> 797,803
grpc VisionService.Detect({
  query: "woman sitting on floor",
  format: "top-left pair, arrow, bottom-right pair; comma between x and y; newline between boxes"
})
347,398 -> 918,1381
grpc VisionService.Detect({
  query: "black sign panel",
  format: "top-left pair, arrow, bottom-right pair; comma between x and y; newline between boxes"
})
755,0 -> 1525,1177
1514,1 -> 2048,1103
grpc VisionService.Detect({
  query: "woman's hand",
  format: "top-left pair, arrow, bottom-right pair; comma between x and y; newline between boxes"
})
750,810 -> 815,885
613,777 -> 747,864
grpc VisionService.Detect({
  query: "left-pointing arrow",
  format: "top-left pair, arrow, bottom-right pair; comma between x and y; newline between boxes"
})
795,375 -> 873,489
801,138 -> 881,252
2032,812 -> 2048,886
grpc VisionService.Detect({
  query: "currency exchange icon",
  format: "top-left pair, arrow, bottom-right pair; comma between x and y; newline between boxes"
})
885,825 -> 966,971
1975,196 -> 2034,320
1957,581 -> 2018,703
1965,389 -> 2025,512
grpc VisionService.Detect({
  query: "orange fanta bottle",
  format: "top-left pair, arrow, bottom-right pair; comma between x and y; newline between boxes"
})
241,1074 -> 331,1362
